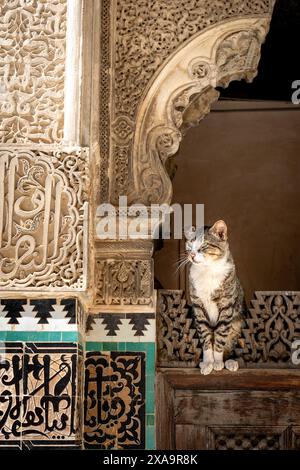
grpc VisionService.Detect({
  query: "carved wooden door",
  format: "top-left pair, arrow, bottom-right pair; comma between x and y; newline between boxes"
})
156,290 -> 300,450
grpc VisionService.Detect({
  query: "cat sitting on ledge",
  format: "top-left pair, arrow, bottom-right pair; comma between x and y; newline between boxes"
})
185,220 -> 245,375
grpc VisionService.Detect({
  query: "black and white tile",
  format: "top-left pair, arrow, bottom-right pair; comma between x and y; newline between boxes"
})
86,312 -> 155,342
0,342 -> 82,449
0,298 -> 83,332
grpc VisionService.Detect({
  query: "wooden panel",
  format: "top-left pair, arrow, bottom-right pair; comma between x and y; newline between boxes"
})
175,391 -> 300,426
157,369 -> 300,450
160,368 -> 300,390
156,371 -> 175,450
175,425 -> 207,450
207,426 -> 289,450
291,426 -> 300,449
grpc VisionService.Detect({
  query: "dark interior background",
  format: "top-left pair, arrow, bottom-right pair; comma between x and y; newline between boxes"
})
154,0 -> 300,304
219,0 -> 300,101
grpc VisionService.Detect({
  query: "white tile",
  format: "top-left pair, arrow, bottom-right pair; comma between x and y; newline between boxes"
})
86,318 -> 107,341
141,319 -> 156,342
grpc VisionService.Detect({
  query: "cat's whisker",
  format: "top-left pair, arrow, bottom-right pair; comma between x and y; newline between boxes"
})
175,258 -> 190,273
174,256 -> 188,265
174,256 -> 189,266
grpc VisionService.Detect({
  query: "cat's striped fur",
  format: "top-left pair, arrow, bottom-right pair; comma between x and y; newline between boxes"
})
185,220 -> 244,375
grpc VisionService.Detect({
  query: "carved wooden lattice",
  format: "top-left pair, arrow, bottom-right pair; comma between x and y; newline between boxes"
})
236,292 -> 300,366
157,290 -> 201,367
157,290 -> 300,368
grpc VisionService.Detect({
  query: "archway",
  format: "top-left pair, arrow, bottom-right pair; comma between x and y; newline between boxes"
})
130,17 -> 272,205
90,3 -> 277,451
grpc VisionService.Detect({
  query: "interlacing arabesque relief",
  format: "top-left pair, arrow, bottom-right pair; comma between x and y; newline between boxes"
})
0,147 -> 89,290
134,20 -> 271,205
157,291 -> 300,367
157,290 -> 201,367
92,240 -> 155,309
95,259 -> 153,307
235,292 -> 300,364
0,0 -> 67,143
95,4 -> 275,309
105,0 -> 275,203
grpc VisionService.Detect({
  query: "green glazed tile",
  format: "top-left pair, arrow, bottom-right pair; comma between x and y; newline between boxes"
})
146,425 -> 155,450
146,391 -> 155,413
85,341 -> 102,351
146,414 -> 155,426
49,332 -> 63,341
102,342 -> 118,351
146,374 -> 155,388
146,354 -> 155,372
125,342 -> 142,351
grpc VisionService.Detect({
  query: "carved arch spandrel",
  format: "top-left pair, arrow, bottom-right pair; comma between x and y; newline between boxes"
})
130,17 -> 274,205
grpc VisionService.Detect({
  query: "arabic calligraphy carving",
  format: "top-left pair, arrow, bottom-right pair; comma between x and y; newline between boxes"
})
0,147 -> 89,290
84,351 -> 145,449
0,0 -> 67,143
0,342 -> 81,448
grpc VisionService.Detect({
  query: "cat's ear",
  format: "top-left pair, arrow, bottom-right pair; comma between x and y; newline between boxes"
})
209,220 -> 227,241
184,225 -> 196,241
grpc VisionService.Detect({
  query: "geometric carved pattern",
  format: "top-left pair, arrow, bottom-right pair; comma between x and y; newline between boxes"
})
0,342 -> 81,449
95,259 -> 153,307
236,292 -> 300,365
0,0 -> 67,144
157,290 -> 300,368
0,147 -> 89,290
84,351 -> 145,449
210,427 -> 283,450
157,290 -> 201,367
99,0 -> 111,203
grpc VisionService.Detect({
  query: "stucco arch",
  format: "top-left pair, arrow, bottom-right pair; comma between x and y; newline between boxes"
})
131,17 -> 273,206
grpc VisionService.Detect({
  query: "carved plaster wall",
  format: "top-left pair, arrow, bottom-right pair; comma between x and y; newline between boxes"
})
132,18 -> 272,205
0,0 -> 90,292
0,147 -> 88,290
93,241 -> 154,312
94,0 -> 275,311
98,0 -> 275,206
0,0 -> 67,144
0,0 -> 277,451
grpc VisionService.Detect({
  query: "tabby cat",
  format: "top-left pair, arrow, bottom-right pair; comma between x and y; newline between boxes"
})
185,220 -> 244,375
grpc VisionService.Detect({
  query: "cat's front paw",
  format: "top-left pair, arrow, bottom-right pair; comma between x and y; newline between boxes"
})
199,361 -> 214,375
213,360 -> 224,371
225,359 -> 239,372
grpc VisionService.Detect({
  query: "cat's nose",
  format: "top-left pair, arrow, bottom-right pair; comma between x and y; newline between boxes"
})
191,252 -> 196,259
